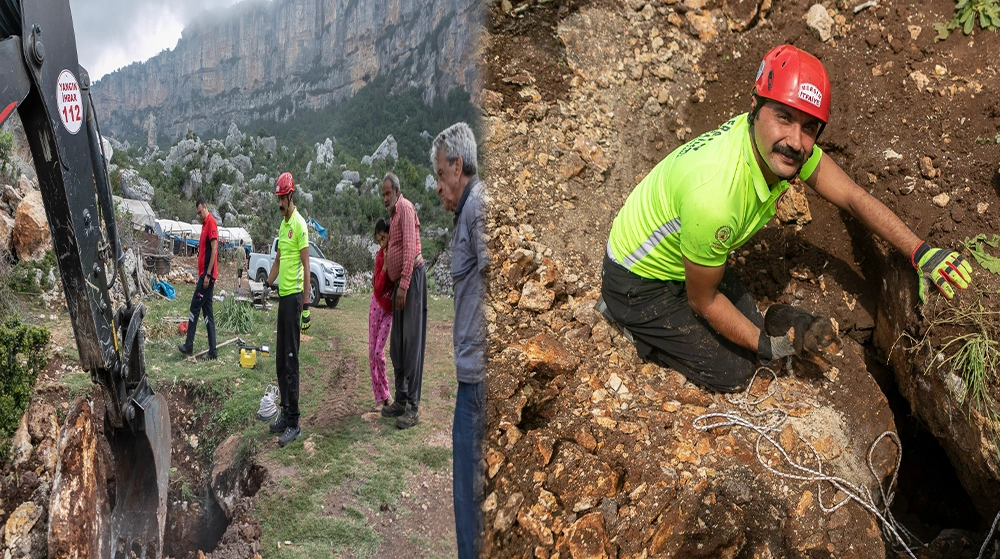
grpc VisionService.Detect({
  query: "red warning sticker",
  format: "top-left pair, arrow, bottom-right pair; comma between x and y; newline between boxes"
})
56,69 -> 83,134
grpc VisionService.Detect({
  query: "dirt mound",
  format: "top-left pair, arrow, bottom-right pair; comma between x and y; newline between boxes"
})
482,0 -> 1000,556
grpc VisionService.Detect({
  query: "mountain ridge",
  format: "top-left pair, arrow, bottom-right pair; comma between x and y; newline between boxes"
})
92,0 -> 481,142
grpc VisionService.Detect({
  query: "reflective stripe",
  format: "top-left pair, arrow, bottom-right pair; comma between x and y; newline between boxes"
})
617,217 -> 681,269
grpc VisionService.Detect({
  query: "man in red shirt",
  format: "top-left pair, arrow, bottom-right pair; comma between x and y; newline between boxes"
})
380,172 -> 427,429
178,197 -> 219,360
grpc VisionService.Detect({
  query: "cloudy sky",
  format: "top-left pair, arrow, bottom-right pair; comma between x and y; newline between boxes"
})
68,0 -> 245,81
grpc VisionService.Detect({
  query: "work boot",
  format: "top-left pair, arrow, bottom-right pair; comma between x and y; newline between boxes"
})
269,411 -> 288,434
177,344 -> 193,356
278,425 -> 301,447
381,400 -> 405,418
395,407 -> 419,430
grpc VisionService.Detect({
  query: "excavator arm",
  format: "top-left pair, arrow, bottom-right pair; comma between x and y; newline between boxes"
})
1,1 -> 170,557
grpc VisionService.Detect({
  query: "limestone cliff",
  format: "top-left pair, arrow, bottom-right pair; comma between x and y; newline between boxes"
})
91,0 -> 481,141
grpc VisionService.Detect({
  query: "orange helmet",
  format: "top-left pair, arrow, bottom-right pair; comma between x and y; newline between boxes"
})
753,45 -> 831,124
275,172 -> 295,196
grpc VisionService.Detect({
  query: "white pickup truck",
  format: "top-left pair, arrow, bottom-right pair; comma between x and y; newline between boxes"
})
249,238 -> 347,308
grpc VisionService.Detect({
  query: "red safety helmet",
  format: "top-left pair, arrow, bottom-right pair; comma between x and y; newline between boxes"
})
753,45 -> 831,124
275,172 -> 295,196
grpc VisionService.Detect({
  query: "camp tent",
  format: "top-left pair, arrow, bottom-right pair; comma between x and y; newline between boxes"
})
113,196 -> 156,230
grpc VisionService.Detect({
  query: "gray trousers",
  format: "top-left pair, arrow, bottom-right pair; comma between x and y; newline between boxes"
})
390,263 -> 427,411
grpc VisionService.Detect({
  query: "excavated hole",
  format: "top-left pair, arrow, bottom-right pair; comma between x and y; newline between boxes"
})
160,451 -> 267,559
862,345 -> 984,540
151,382 -> 268,559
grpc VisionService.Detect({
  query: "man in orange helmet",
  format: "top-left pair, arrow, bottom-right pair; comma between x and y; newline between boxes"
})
598,44 -> 972,392
263,172 -> 310,446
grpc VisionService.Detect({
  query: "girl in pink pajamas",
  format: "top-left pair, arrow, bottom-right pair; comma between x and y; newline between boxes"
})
368,218 -> 393,407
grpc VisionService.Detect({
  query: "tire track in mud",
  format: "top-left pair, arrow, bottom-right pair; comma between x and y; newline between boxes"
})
301,335 -> 360,430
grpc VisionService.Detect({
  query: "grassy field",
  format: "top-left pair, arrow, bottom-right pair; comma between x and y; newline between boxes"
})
23,265 -> 460,558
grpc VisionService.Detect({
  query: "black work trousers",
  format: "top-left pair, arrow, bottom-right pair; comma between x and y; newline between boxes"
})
183,276 -> 217,356
600,253 -> 763,393
276,292 -> 303,427
390,263 -> 427,412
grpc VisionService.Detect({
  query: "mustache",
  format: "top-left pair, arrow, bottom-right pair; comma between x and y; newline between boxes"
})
773,142 -> 806,163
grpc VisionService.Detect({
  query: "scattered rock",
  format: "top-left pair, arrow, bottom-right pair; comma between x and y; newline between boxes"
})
511,333 -> 580,377
565,512 -> 609,558
4,501 -> 43,558
806,4 -> 835,42
519,281 -> 556,312
919,156 -> 937,179
776,181 -> 812,225
882,148 -> 903,160
643,97 -> 662,116
909,70 -> 930,91
932,193 -> 950,207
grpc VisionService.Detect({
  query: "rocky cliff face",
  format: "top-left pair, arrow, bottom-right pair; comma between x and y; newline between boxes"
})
91,0 -> 481,141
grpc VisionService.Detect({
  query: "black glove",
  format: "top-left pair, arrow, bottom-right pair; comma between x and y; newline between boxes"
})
301,303 -> 311,331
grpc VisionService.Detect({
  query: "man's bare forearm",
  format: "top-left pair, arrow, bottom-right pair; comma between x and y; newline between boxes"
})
693,292 -> 760,352
847,189 -> 922,257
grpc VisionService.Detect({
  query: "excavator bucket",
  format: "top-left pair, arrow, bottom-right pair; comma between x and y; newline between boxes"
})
106,393 -> 171,559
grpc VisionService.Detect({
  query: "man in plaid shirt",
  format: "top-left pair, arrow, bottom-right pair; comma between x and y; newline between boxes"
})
380,172 -> 427,429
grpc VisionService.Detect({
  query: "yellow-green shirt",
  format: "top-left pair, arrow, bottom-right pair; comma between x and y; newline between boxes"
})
277,209 -> 309,296
607,113 -> 822,281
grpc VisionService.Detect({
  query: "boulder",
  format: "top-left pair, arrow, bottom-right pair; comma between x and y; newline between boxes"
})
10,412 -> 32,467
231,154 -> 253,176
119,168 -> 154,202
0,211 -> 14,251
218,183 -> 234,207
334,180 -> 355,194
369,135 -> 398,165
315,138 -> 335,168
17,173 -> 33,194
342,170 -> 361,185
48,399 -> 110,559
4,501 -> 45,559
4,183 -> 23,206
12,190 -> 51,262
224,122 -> 245,150
26,400 -> 59,444
184,168 -> 203,200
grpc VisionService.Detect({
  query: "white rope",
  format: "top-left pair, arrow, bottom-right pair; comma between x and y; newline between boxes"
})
692,367 -> 922,558
979,509 -> 1000,559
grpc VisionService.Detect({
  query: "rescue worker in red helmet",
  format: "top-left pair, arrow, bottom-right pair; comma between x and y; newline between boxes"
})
263,171 -> 311,446
598,44 -> 972,392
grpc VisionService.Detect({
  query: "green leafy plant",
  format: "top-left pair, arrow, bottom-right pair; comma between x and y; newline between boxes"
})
216,296 -> 257,333
0,314 -> 51,458
964,234 -> 1000,274
934,0 -> 1000,41
923,303 -> 1000,459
